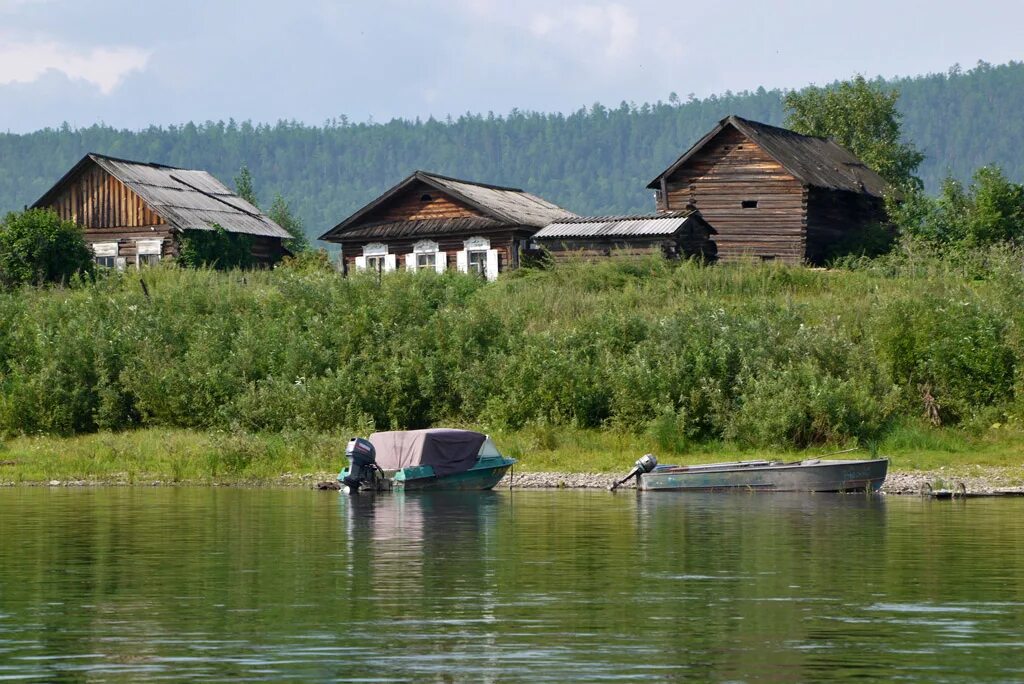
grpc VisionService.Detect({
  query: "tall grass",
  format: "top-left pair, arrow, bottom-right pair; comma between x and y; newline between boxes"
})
1,248 -> 1022,452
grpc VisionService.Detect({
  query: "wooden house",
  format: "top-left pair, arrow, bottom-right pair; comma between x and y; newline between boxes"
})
319,170 -> 575,279
647,115 -> 889,264
33,153 -> 292,268
532,210 -> 716,262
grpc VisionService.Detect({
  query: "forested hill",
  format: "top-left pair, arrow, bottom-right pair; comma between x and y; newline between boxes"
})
2,61 -> 1021,242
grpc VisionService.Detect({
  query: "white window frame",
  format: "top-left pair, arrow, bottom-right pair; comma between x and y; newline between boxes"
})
416,252 -> 436,269
136,239 -> 162,268
467,249 -> 488,276
407,239 -> 445,273
358,243 -> 395,273
92,241 -> 118,269
458,236 -> 499,281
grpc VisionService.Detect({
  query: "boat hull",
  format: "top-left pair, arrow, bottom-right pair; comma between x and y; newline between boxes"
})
638,458 -> 888,493
339,456 -> 514,492
395,462 -> 513,491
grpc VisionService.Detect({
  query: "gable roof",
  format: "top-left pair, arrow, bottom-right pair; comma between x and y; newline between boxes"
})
534,210 -> 715,239
33,153 -> 292,239
319,170 -> 575,241
647,115 -> 889,198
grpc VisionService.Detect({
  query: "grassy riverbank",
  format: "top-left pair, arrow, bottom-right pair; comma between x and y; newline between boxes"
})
2,423 -> 1023,485
2,248 -> 1024,464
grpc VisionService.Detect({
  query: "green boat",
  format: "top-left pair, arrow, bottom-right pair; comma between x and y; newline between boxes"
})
338,429 -> 515,492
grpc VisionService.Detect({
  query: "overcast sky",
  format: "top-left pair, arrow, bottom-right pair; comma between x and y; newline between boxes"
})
0,0 -> 1020,133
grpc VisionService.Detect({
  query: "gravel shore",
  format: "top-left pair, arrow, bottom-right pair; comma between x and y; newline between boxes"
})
499,467 -> 1024,495
8,466 -> 1024,494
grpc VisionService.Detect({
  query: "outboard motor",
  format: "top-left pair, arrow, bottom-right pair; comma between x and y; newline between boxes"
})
342,437 -> 377,492
609,453 -> 658,491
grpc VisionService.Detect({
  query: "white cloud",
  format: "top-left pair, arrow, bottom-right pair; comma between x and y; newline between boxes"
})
0,34 -> 150,94
528,3 -> 639,60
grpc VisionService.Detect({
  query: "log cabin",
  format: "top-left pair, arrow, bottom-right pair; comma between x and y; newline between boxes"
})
319,170 -> 575,279
532,210 -> 716,262
32,153 -> 293,268
647,115 -> 890,264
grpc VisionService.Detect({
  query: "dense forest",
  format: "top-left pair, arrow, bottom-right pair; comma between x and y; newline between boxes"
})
1,61 -> 1021,243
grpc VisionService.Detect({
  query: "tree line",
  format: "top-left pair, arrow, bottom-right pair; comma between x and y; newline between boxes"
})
1,61 -> 1021,244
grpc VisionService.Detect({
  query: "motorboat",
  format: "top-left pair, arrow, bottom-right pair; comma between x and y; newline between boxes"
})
611,454 -> 888,493
339,428 -> 515,492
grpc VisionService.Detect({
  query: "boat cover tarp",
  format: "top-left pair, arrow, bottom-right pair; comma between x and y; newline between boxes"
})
369,429 -> 486,477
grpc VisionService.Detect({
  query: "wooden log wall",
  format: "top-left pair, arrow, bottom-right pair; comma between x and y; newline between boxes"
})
540,240 -> 666,261
365,183 -> 481,223
86,228 -> 177,263
42,161 -> 179,265
249,235 -> 290,265
338,229 -> 529,275
45,163 -> 163,229
539,234 -> 713,261
658,128 -> 807,264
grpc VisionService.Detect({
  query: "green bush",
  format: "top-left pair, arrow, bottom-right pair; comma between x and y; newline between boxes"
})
178,226 -> 256,269
726,362 -> 895,448
875,294 -> 1016,424
0,256 -> 1020,449
0,208 -> 93,289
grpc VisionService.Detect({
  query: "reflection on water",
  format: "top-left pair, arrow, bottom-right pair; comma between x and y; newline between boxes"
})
1,488 -> 1023,681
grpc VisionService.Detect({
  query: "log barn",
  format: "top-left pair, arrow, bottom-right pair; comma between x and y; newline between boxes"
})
647,115 -> 890,264
33,153 -> 292,268
319,170 -> 575,279
532,210 -> 716,262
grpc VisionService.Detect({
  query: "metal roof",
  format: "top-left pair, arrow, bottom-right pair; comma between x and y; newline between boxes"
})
647,115 -> 889,197
34,153 -> 292,239
534,211 -> 712,239
423,173 -> 574,227
320,170 -> 575,241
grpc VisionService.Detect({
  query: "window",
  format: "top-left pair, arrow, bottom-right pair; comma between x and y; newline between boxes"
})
136,239 -> 162,268
467,250 -> 487,276
360,243 -> 389,272
416,252 -> 435,269
760,255 -> 776,262
742,200 -> 758,209
420,193 -> 432,202
92,241 -> 118,268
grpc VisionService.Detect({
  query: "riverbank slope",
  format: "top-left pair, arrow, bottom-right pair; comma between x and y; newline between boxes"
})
3,427 -> 1022,493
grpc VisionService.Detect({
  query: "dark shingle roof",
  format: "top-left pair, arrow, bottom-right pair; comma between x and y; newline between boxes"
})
647,115 -> 889,197
320,170 -> 575,242
34,153 -> 292,239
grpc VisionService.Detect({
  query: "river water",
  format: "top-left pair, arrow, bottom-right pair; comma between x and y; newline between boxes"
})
1,488 -> 1022,682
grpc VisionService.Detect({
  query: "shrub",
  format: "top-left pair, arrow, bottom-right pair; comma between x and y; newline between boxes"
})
726,362 -> 895,448
0,254 -> 1021,452
0,209 -> 93,289
874,295 -> 1016,424
177,225 -> 256,269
